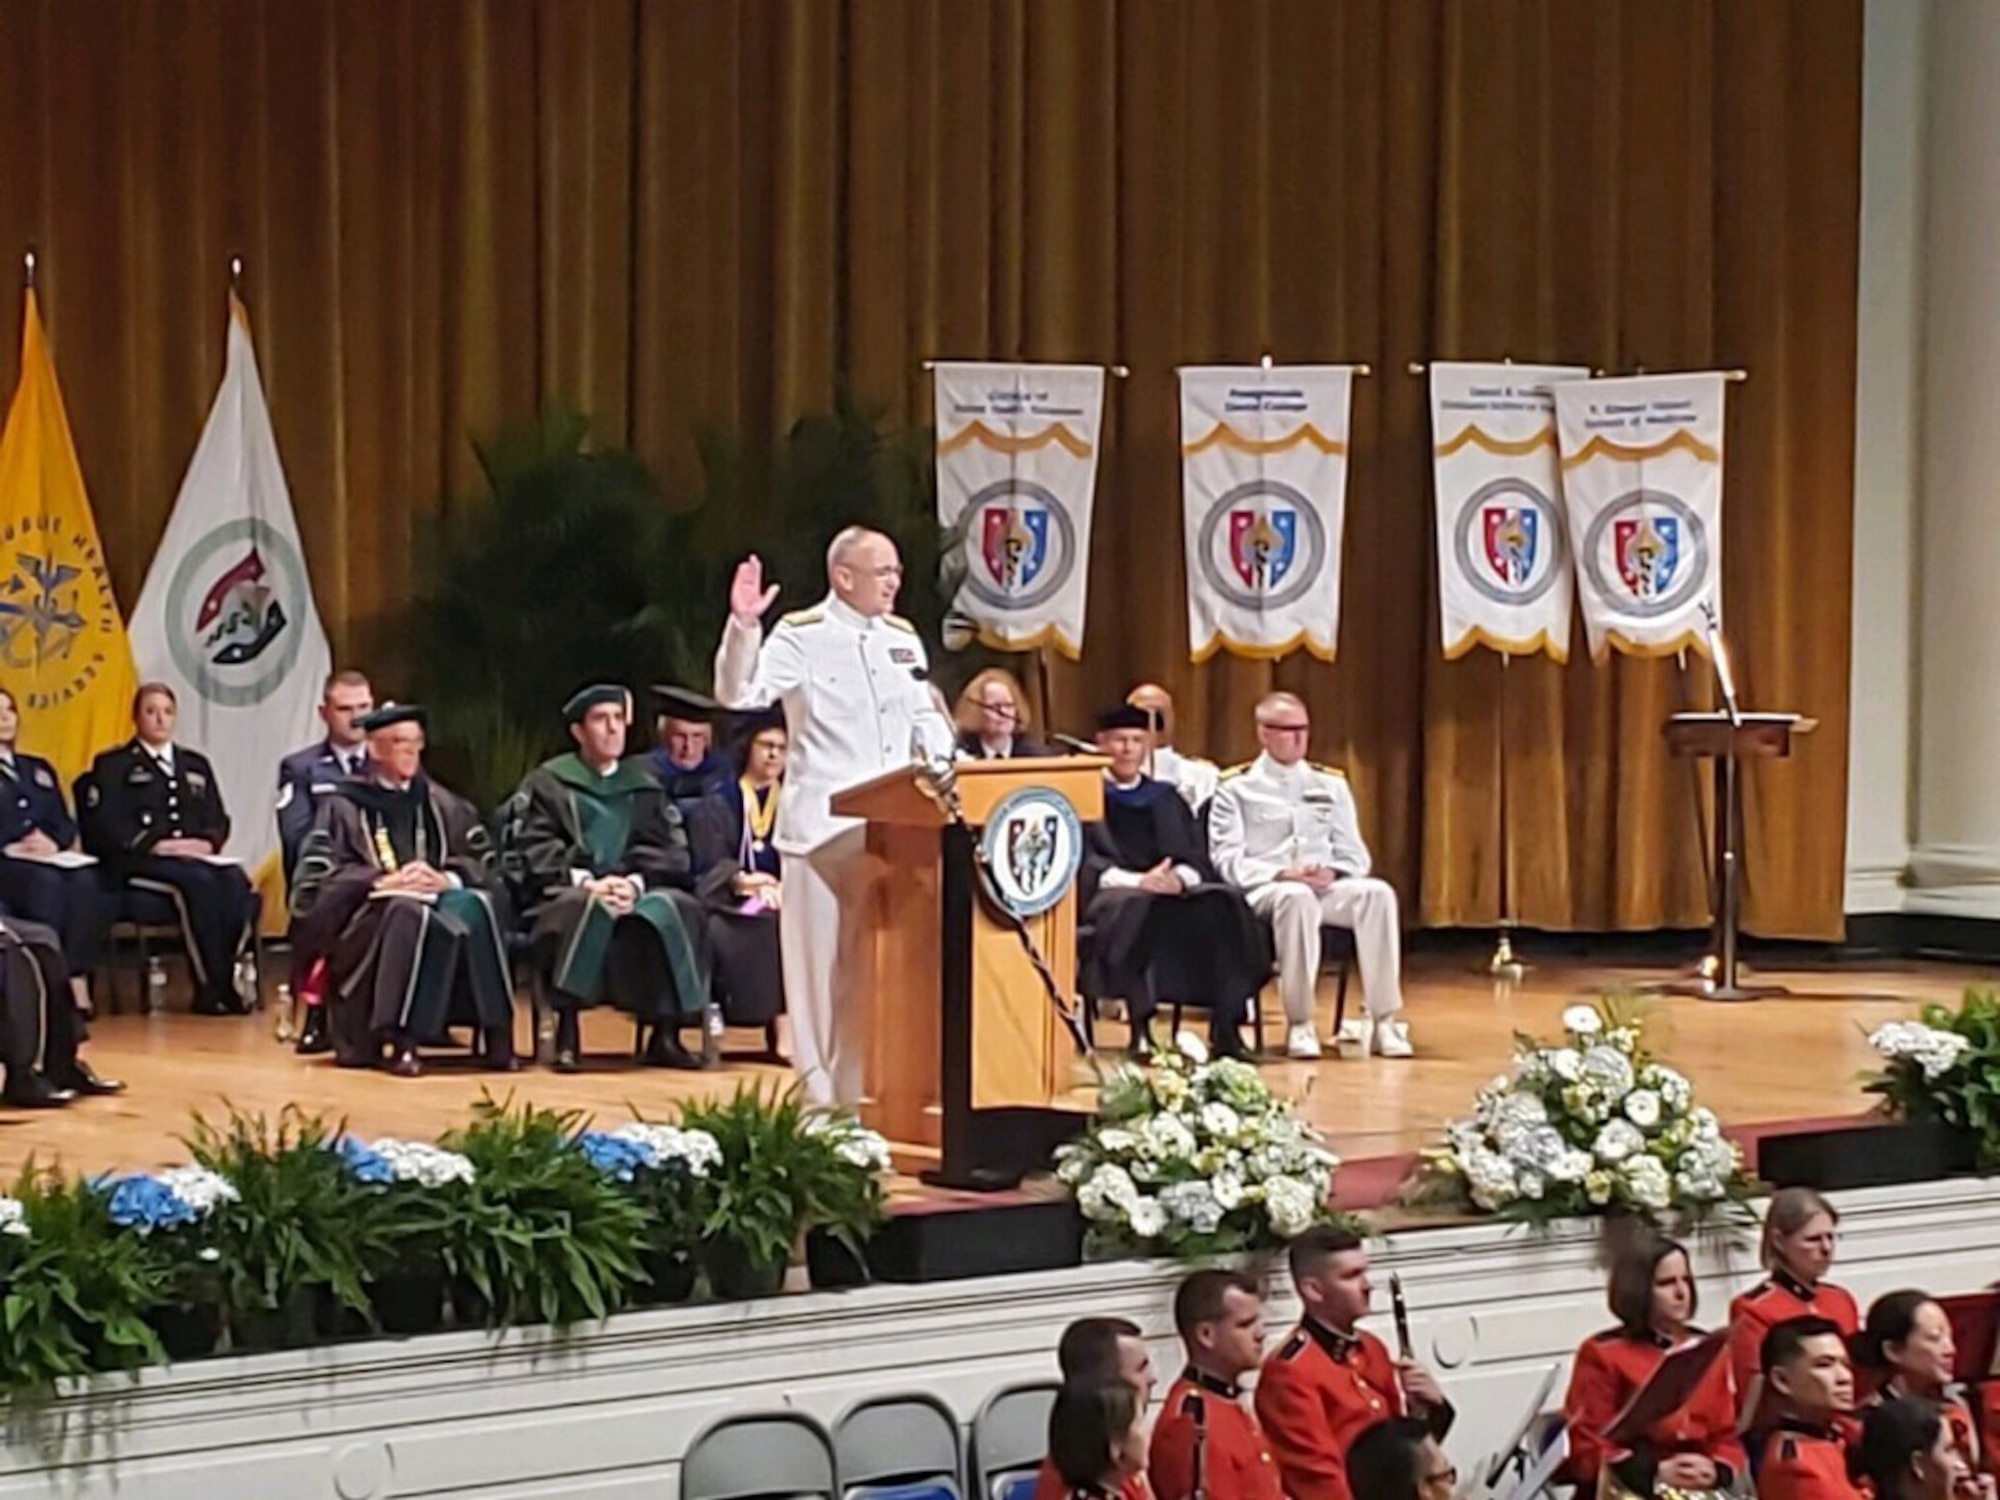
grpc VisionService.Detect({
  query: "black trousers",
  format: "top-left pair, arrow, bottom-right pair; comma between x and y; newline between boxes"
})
0,857 -> 104,974
0,918 -> 76,1081
120,856 -> 255,999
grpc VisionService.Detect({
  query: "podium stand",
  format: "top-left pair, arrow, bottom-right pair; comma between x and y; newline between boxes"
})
831,757 -> 1105,1188
1662,711 -> 1815,1001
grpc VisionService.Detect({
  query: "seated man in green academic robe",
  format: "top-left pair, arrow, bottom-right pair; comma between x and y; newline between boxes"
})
289,704 -> 517,1078
514,685 -> 712,1072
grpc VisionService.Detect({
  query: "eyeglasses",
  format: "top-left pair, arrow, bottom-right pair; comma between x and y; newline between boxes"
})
1421,1466 -> 1459,1492
1262,722 -> 1312,734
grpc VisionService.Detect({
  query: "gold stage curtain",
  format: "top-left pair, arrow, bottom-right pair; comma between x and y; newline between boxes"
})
0,0 -> 1859,937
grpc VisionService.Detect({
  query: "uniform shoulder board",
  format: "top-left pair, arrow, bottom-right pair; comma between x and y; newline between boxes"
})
1218,763 -> 1252,781
1309,762 -> 1347,779
884,613 -> 918,634
1278,1330 -> 1309,1361
779,607 -> 824,627
1181,1390 -> 1207,1423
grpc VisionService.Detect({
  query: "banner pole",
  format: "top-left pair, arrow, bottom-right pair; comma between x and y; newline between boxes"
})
1489,650 -> 1527,982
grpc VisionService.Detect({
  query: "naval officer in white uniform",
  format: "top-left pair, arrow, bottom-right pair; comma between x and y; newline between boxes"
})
1206,690 -> 1414,1061
714,526 -> 955,1105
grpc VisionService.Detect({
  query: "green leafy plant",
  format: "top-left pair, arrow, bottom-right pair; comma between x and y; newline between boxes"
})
0,1167 -> 168,1395
185,1107 -> 388,1343
676,1084 -> 889,1296
439,1095 -> 648,1328
1863,990 -> 2000,1165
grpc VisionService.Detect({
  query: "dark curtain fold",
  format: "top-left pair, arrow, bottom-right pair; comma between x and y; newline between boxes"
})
0,0 -> 1860,936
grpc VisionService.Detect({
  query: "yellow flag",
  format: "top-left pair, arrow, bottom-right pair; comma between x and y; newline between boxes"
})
0,290 -> 138,785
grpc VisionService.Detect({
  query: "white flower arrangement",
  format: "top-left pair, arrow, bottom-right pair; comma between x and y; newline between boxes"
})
369,1139 -> 478,1189
1057,1031 -> 1340,1254
1869,1020 -> 1973,1082
804,1112 -> 894,1175
606,1122 -> 723,1178
0,1195 -> 26,1239
1412,1000 -> 1750,1226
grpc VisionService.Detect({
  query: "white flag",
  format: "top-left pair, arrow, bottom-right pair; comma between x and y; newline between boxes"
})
934,362 -> 1105,657
1180,365 -> 1354,661
1553,372 -> 1727,662
130,295 -> 331,884
1429,361 -> 1589,662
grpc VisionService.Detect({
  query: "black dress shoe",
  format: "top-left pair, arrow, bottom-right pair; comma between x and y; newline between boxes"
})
49,1060 -> 125,1096
1129,1027 -> 1157,1064
193,987 -> 248,1017
3,1071 -> 73,1108
294,1005 -> 331,1056
553,1046 -> 581,1075
642,1030 -> 701,1071
479,1027 -> 521,1073
387,1042 -> 423,1078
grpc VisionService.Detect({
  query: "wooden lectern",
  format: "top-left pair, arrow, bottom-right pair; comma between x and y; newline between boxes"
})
831,756 -> 1106,1188
1663,711 -> 1816,1001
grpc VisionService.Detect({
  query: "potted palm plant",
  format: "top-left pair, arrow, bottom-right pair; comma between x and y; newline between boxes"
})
185,1107 -> 385,1352
439,1096 -> 648,1328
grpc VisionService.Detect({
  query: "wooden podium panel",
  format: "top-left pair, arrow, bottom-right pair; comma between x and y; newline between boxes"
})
832,758 -> 1104,1181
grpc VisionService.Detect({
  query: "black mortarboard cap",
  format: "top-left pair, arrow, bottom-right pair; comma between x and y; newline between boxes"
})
1095,704 -> 1153,733
357,703 -> 427,733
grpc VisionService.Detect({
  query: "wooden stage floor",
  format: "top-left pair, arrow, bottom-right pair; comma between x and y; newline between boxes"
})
2,954 -> 1987,1180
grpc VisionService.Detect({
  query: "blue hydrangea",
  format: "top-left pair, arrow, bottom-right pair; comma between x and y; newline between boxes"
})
575,1131 -> 651,1184
335,1137 -> 395,1185
106,1176 -> 199,1232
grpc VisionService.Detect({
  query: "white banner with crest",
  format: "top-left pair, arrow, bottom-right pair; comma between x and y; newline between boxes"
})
1179,365 -> 1354,661
1553,372 -> 1726,662
933,362 -> 1105,658
1429,361 -> 1589,662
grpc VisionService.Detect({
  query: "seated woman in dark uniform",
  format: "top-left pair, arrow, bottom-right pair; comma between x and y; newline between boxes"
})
82,682 -> 256,1016
954,668 -> 1050,760
688,707 -> 788,1061
0,687 -> 103,1016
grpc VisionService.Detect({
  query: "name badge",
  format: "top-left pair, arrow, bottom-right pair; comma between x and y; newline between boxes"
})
889,647 -> 917,664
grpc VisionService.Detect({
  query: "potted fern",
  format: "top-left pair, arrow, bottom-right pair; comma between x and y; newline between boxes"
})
440,1096 -> 648,1328
185,1107 -> 386,1352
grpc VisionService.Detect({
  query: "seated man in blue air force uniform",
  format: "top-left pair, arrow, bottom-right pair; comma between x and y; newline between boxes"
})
83,682 -> 256,1017
713,526 -> 956,1107
1206,691 -> 1412,1062
514,684 -> 711,1074
274,667 -> 375,1057
0,686 -> 104,1006
287,704 -> 515,1078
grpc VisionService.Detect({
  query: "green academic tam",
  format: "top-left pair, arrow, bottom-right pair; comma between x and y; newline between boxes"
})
563,684 -> 632,724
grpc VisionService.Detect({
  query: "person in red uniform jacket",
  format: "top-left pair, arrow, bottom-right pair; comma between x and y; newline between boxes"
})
1757,1316 -> 1862,1500
1255,1225 -> 1453,1500
1150,1270 -> 1284,1500
1856,1291 -> 1994,1499
1732,1188 -> 1862,1407
1050,1381 -> 1152,1500
1562,1232 -> 1747,1497
1036,1318 -> 1158,1500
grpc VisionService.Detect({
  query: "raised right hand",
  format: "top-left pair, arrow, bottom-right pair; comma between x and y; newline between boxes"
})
730,555 -> 782,627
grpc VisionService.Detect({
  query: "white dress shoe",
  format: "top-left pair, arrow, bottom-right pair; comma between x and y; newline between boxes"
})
1372,1017 -> 1415,1058
1286,1024 -> 1322,1060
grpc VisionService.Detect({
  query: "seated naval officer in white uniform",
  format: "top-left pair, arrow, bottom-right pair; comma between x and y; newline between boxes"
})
1126,682 -> 1221,810
1206,690 -> 1413,1061
713,526 -> 956,1106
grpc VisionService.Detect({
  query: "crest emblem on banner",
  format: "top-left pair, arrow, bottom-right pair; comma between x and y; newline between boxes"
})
958,479 -> 1077,613
1483,508 -> 1538,587
979,786 -> 1084,919
1196,481 -> 1327,611
1581,490 -> 1708,619
980,503 -> 1050,593
1614,515 -> 1679,599
1229,509 -> 1298,591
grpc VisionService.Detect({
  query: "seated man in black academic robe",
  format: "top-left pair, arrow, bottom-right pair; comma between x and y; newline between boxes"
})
515,685 -> 711,1074
288,704 -> 516,1078
688,706 -> 788,1061
1079,704 -> 1268,1062
0,913 -> 123,1108
648,686 -> 731,824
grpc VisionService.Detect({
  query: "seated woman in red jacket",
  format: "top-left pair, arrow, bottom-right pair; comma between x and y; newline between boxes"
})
1731,1188 -> 1862,1404
1563,1232 -> 1747,1497
1855,1290 -> 1989,1496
